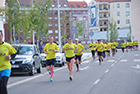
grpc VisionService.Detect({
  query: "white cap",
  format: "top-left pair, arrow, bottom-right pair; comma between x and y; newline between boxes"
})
75,38 -> 78,41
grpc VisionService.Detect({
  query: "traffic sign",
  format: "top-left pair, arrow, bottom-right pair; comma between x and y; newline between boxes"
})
89,32 -> 94,36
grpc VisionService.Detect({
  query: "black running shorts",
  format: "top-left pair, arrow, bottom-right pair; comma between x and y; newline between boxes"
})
46,58 -> 56,66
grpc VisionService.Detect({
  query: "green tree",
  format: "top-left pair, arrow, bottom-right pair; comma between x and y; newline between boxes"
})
107,18 -> 119,41
127,25 -> 131,41
76,20 -> 85,39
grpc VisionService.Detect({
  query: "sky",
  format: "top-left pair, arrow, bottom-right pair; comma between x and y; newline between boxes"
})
68,0 -> 91,4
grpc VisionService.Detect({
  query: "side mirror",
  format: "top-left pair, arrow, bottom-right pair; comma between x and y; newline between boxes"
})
33,53 -> 39,57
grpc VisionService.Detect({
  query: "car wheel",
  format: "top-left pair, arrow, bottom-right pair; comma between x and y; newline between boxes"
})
29,64 -> 35,76
37,63 -> 42,73
60,64 -> 62,67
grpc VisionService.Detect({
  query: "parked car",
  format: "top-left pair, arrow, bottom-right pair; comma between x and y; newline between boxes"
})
10,44 -> 42,76
40,52 -> 65,67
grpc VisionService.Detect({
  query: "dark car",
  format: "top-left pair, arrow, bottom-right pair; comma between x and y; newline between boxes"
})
10,44 -> 42,76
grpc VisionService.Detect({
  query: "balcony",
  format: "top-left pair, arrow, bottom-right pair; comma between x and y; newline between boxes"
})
99,8 -> 108,12
99,24 -> 108,28
72,14 -> 88,17
99,17 -> 108,20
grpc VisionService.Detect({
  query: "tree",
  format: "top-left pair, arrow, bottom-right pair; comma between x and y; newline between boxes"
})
107,18 -> 119,41
1,0 -> 52,43
76,20 -> 85,38
127,25 -> 131,41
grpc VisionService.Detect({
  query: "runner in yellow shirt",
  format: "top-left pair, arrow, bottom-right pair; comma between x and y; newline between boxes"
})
43,36 -> 59,82
115,40 -> 119,52
75,39 -> 84,71
135,40 -> 139,50
107,40 -> 111,56
128,41 -> 133,51
121,40 -> 125,53
111,40 -> 116,57
96,39 -> 104,65
106,42 -> 111,58
125,41 -> 129,52
0,31 -> 17,94
89,39 -> 96,60
102,41 -> 106,59
62,37 -> 78,81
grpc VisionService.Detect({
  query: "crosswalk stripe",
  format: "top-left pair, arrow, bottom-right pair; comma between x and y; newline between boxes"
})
120,59 -> 127,62
134,59 -> 140,62
107,60 -> 115,62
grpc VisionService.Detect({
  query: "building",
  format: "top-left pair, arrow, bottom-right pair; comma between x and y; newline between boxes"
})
89,0 -> 131,32
4,0 -> 71,44
68,1 -> 89,40
131,0 -> 140,47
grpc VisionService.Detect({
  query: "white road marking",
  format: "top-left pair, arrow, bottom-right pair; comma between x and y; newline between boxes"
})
131,65 -> 140,69
94,79 -> 100,85
134,59 -> 140,62
105,69 -> 109,73
80,66 -> 89,70
95,60 -> 99,63
82,61 -> 90,64
107,60 -> 115,62
120,59 -> 127,62
8,66 -> 67,88
111,64 -> 114,66
135,54 -> 139,56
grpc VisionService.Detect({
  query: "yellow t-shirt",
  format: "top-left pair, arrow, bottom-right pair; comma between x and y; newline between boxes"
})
135,41 -> 139,46
43,43 -> 59,60
63,43 -> 77,57
115,42 -> 119,47
111,42 -> 116,49
125,42 -> 129,46
128,42 -> 133,46
106,43 -> 111,51
121,43 -> 125,48
0,42 -> 17,71
75,43 -> 84,55
96,42 -> 104,52
103,44 -> 106,51
89,43 -> 96,51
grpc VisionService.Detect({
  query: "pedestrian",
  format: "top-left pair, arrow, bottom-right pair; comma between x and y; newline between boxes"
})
96,39 -> 104,65
135,40 -> 139,50
0,31 -> 17,94
62,37 -> 78,81
111,40 -> 116,57
43,36 -> 59,82
106,42 -> 111,58
115,40 -> 119,52
121,40 -> 125,53
39,40 -> 44,53
75,39 -> 84,71
89,39 -> 96,60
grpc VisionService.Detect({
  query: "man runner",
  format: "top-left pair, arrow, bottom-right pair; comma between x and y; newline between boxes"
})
75,39 -> 84,71
121,40 -> 125,53
62,37 -> 77,81
111,40 -> 116,57
0,31 -> 17,94
89,39 -> 96,60
43,36 -> 59,82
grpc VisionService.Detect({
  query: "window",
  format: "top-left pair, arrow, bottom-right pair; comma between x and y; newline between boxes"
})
72,11 -> 75,15
103,5 -> 107,9
48,30 -> 53,33
103,13 -> 107,17
49,11 -> 52,15
54,11 -> 57,15
100,28 -> 102,31
60,18 -> 62,20
99,21 -> 102,26
71,4 -> 74,7
84,29 -> 87,33
117,4 -> 120,8
52,4 -> 55,7
48,17 -> 52,21
104,29 -> 107,31
99,13 -> 102,18
78,17 -> 82,21
64,4 -> 67,7
83,4 -> 86,7
99,5 -> 102,10
60,11 -> 63,14
48,24 -> 52,27
55,24 -> 58,27
55,36 -> 58,39
126,19 -> 130,24
117,20 -> 120,24
77,4 -> 81,7
126,11 -> 130,16
108,5 -> 110,9
55,30 -> 58,33
77,11 -> 81,14
104,21 -> 107,25
73,17 -> 76,21
83,17 -> 87,21
55,17 -> 57,21
84,23 -> 87,27
20,37 -> 23,41
117,12 -> 120,16
126,3 -> 130,8
83,11 -> 86,14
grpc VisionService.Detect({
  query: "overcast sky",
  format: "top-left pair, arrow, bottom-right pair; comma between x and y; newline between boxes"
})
68,0 -> 91,4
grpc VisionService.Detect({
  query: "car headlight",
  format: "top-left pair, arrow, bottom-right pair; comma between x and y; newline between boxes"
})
56,56 -> 61,59
22,58 -> 32,64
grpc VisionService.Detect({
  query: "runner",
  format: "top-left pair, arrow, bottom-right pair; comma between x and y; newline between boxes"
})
121,40 -> 125,53
111,40 -> 116,57
128,41 -> 133,51
62,37 -> 77,81
107,40 -> 111,56
125,41 -> 129,52
89,39 -> 96,60
43,36 -> 59,82
96,39 -> 104,65
135,40 -> 139,50
0,31 -> 17,94
115,40 -> 119,52
102,41 -> 106,59
75,39 -> 84,71
106,42 -> 111,58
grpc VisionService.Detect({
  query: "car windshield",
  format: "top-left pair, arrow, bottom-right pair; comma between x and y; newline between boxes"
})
14,46 -> 33,55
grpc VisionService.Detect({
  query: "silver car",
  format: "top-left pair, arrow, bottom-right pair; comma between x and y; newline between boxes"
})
10,44 -> 42,76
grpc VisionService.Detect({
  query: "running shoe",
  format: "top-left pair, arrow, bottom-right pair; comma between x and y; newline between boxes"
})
69,76 -> 73,81
50,78 -> 53,82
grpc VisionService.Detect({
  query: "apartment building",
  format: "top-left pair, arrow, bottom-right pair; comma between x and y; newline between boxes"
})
89,0 -> 131,32
68,1 -> 89,40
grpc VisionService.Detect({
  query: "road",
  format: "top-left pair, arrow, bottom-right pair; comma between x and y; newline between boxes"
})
8,50 -> 140,94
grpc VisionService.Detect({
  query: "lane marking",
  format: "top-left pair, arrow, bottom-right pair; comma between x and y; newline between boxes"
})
135,54 -> 139,56
120,59 -> 127,62
134,59 -> 140,62
94,79 -> 100,85
131,65 -> 140,69
80,66 -> 89,70
107,60 -> 115,62
8,66 -> 67,88
111,64 -> 114,66
82,61 -> 90,64
95,61 -> 99,63
105,69 -> 109,73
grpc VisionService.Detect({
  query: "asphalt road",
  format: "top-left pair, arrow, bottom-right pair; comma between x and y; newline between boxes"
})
7,50 -> 140,94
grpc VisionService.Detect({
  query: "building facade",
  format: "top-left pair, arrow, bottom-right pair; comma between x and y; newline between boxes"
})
68,1 -> 89,40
